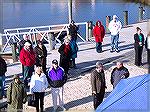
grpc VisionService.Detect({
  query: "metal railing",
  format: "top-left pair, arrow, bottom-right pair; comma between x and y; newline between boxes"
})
1,22 -> 90,52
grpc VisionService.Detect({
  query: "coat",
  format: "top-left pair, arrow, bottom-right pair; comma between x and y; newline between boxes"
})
145,36 -> 150,64
7,81 -> 27,112
68,24 -> 79,41
134,33 -> 145,48
58,44 -> 72,72
93,20 -> 105,43
30,73 -> 48,93
34,45 -> 47,66
70,40 -> 78,59
0,56 -> 7,76
91,69 -> 106,94
111,66 -> 129,88
19,47 -> 36,67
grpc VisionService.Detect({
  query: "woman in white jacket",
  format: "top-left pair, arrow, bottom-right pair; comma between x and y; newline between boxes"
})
30,65 -> 48,112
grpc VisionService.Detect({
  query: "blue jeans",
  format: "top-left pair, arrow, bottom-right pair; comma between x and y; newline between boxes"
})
96,42 -> 102,53
111,34 -> 119,50
0,76 -> 5,97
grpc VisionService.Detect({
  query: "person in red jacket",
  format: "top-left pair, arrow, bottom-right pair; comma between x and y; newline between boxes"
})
20,41 -> 36,87
93,20 -> 105,53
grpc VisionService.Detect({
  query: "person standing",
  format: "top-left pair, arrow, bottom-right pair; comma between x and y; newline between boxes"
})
48,59 -> 67,111
7,74 -> 27,112
68,20 -> 79,42
0,55 -> 7,98
134,27 -> 145,66
93,20 -> 105,53
34,40 -> 47,74
111,61 -> 129,88
91,62 -> 106,110
145,31 -> 150,73
19,41 -> 36,87
58,37 -> 72,75
30,65 -> 48,112
108,15 -> 122,53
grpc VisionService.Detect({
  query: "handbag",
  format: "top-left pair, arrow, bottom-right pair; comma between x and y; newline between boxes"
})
28,94 -> 36,107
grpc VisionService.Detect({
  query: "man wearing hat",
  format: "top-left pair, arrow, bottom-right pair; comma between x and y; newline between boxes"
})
91,61 -> 106,110
19,41 -> 36,87
7,74 -> 27,112
47,59 -> 67,111
108,15 -> 122,53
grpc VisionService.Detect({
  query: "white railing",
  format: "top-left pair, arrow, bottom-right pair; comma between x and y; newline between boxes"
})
2,22 -> 90,52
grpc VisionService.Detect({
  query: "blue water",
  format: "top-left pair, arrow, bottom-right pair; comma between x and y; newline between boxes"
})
1,0 -> 150,30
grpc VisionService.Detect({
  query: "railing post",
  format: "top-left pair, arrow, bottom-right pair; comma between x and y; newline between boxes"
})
88,21 -> 93,41
0,33 -> 2,53
139,7 -> 143,22
106,16 -> 111,34
86,22 -> 89,41
123,11 -> 128,27
11,42 -> 18,62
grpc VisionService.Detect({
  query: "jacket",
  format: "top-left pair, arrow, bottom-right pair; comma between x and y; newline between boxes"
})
34,45 -> 47,66
93,20 -> 105,43
70,40 -> 78,59
91,69 -> 106,94
145,36 -> 150,50
48,67 -> 67,88
7,81 -> 27,112
111,66 -> 129,88
108,16 -> 122,35
19,47 -> 36,66
134,33 -> 145,47
0,56 -> 7,76
30,73 -> 48,93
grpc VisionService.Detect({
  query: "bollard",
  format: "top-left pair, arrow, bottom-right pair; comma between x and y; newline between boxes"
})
123,11 -> 128,27
11,42 -> 18,62
106,16 -> 111,34
48,32 -> 55,51
88,21 -> 93,41
86,22 -> 89,41
139,7 -> 143,22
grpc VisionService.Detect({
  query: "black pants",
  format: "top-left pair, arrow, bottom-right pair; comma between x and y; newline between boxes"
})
93,92 -> 105,110
134,46 -> 143,66
147,50 -> 150,73
34,92 -> 45,112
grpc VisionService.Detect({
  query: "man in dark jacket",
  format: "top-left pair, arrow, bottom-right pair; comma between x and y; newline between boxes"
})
91,61 -> 106,110
111,61 -> 129,88
68,20 -> 79,42
0,55 -> 7,98
48,59 -> 67,111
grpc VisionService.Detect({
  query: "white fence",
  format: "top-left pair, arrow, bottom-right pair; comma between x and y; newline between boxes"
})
1,22 -> 92,52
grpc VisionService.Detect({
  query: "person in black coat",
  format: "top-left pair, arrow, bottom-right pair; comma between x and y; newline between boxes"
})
111,61 -> 129,88
145,32 -> 150,73
34,40 -> 47,74
91,62 -> 106,110
0,55 -> 7,98
68,20 -> 79,42
58,37 -> 72,75
134,27 -> 145,66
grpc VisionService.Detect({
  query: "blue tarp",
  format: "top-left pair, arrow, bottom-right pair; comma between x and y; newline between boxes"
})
96,74 -> 150,112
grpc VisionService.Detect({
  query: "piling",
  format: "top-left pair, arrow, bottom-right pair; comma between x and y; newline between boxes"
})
106,16 -> 111,33
88,21 -> 93,41
123,11 -> 128,27
11,42 -> 18,62
139,7 -> 143,22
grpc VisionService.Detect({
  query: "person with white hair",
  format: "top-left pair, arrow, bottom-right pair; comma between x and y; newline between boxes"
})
91,61 -> 106,110
108,15 -> 122,53
19,40 -> 36,87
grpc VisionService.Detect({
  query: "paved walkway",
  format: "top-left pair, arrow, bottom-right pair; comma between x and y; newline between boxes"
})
0,20 -> 149,111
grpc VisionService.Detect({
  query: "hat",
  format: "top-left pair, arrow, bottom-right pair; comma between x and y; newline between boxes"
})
52,59 -> 58,64
24,41 -> 31,46
13,74 -> 20,80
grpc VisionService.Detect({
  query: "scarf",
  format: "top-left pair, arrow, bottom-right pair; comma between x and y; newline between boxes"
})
64,44 -> 70,56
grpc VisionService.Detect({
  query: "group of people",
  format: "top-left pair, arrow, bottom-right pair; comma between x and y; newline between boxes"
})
91,61 -> 129,109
